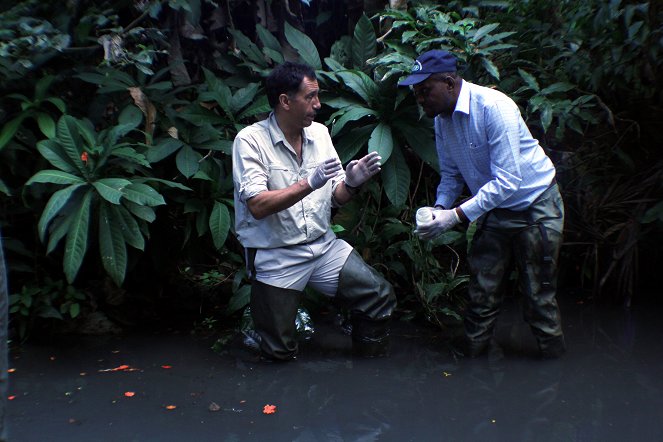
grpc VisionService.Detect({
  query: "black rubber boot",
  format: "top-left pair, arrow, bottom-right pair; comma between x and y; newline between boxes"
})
250,280 -> 303,361
538,334 -> 567,359
337,250 -> 397,358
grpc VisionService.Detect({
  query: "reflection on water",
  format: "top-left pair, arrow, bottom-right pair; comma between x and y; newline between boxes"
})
7,294 -> 663,442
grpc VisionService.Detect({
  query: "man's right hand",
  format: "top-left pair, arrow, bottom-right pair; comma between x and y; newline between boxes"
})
307,157 -> 342,190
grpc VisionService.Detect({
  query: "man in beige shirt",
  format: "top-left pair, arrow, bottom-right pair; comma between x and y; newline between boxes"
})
232,62 -> 396,361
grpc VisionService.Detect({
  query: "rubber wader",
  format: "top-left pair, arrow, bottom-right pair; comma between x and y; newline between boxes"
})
337,250 -> 397,357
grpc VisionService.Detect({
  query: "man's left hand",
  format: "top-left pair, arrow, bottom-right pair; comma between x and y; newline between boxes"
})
414,208 -> 460,240
345,151 -> 381,187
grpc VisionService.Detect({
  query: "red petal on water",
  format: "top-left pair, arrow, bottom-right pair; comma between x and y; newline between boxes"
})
161,365 -> 172,369
262,404 -> 277,414
124,391 -> 135,397
8,396 -> 16,401
165,405 -> 176,410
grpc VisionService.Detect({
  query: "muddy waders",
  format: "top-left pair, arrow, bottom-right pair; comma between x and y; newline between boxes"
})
337,250 -> 397,358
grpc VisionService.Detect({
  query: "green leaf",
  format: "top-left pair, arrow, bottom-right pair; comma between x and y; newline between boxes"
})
176,145 -> 201,178
540,101 -> 553,132
481,57 -> 500,81
47,215 -> 73,254
336,71 -> 380,105
284,21 -> 321,70
472,23 -> 500,42
0,116 -> 25,150
368,122 -> 394,162
210,201 -> 230,250
63,189 -> 93,284
26,170 -> 85,186
111,147 -> 150,167
56,115 -> 86,172
331,107 -> 375,137
112,204 -> 145,251
352,14 -> 376,71
122,182 -> 166,207
381,146 -> 410,206
98,203 -> 127,287
37,183 -> 86,243
336,125 -> 374,163
540,82 -> 576,95
231,83 -> 260,114
36,112 -> 56,139
228,29 -> 265,66
123,200 -> 156,222
147,137 -> 184,163
518,68 -> 540,92
36,139 -> 78,173
393,119 -> 438,173
92,178 -> 131,204
227,285 -> 251,314
256,23 -> 283,57
69,303 -> 80,318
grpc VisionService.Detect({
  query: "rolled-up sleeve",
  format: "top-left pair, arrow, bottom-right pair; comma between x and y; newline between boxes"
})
233,133 -> 269,203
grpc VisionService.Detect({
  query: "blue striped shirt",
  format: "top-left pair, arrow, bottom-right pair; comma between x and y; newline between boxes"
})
434,80 -> 556,222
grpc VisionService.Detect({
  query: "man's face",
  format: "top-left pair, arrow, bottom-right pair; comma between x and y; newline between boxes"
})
412,75 -> 457,118
286,76 -> 321,128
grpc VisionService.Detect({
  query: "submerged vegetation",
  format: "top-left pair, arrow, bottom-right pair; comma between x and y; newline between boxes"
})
1,0 -> 661,340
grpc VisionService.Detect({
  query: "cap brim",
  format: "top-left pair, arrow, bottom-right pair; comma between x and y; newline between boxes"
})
398,73 -> 431,86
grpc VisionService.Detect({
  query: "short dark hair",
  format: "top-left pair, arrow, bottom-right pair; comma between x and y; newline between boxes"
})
265,62 -> 317,108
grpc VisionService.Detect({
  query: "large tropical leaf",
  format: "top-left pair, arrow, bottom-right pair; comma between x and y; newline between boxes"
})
231,83 -> 260,114
352,14 -> 376,71
63,189 -> 93,284
336,71 -> 380,106
123,200 -> 156,223
209,201 -> 231,250
331,107 -> 375,136
335,125 -> 374,163
36,139 -> 79,173
394,119 -> 439,173
92,178 -> 131,204
284,21 -> 321,70
98,203 -> 128,286
228,29 -> 265,66
56,116 -> 86,171
122,183 -> 166,207
176,145 -> 201,178
37,183 -> 86,243
147,137 -> 184,163
381,146 -> 410,207
368,122 -> 394,162
26,170 -> 84,186
111,204 -> 145,251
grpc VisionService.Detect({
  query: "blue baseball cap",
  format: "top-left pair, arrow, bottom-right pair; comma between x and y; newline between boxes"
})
398,50 -> 457,86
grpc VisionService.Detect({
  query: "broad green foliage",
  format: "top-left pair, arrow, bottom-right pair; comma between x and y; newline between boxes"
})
26,115 -> 188,286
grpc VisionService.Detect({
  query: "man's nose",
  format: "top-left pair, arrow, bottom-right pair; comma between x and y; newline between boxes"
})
312,96 -> 321,110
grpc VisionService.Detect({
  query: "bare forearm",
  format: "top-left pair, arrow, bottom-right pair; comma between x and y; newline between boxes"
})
333,182 -> 359,205
247,179 -> 313,219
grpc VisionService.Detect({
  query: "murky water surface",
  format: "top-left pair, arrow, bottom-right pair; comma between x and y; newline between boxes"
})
6,294 -> 663,441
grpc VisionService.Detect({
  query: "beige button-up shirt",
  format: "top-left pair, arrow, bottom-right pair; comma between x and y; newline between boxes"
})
232,113 -> 344,249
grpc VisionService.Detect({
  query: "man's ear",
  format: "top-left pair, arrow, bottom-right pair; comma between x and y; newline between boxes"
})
278,93 -> 290,109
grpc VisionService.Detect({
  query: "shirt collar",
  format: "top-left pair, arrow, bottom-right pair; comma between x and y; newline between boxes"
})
267,112 -> 314,149
454,79 -> 470,116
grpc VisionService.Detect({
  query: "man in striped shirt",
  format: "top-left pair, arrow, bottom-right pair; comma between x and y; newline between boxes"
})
400,50 -> 566,359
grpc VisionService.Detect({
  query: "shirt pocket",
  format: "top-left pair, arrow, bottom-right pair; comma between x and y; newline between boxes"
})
468,140 -> 491,175
267,163 -> 298,190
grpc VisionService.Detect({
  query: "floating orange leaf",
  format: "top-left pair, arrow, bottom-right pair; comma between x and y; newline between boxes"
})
161,365 -> 172,369
7,396 -> 16,401
124,391 -> 135,397
7,368 -> 15,373
99,364 -> 139,373
262,404 -> 276,414
165,405 -> 176,410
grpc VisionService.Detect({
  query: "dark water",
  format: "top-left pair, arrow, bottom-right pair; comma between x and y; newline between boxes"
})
6,294 -> 663,442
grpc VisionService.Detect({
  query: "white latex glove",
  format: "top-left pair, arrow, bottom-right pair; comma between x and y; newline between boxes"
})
344,151 -> 382,187
308,157 -> 342,190
414,208 -> 460,240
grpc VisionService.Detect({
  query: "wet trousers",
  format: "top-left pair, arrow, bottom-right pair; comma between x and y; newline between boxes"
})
464,184 -> 566,357
249,248 -> 396,360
